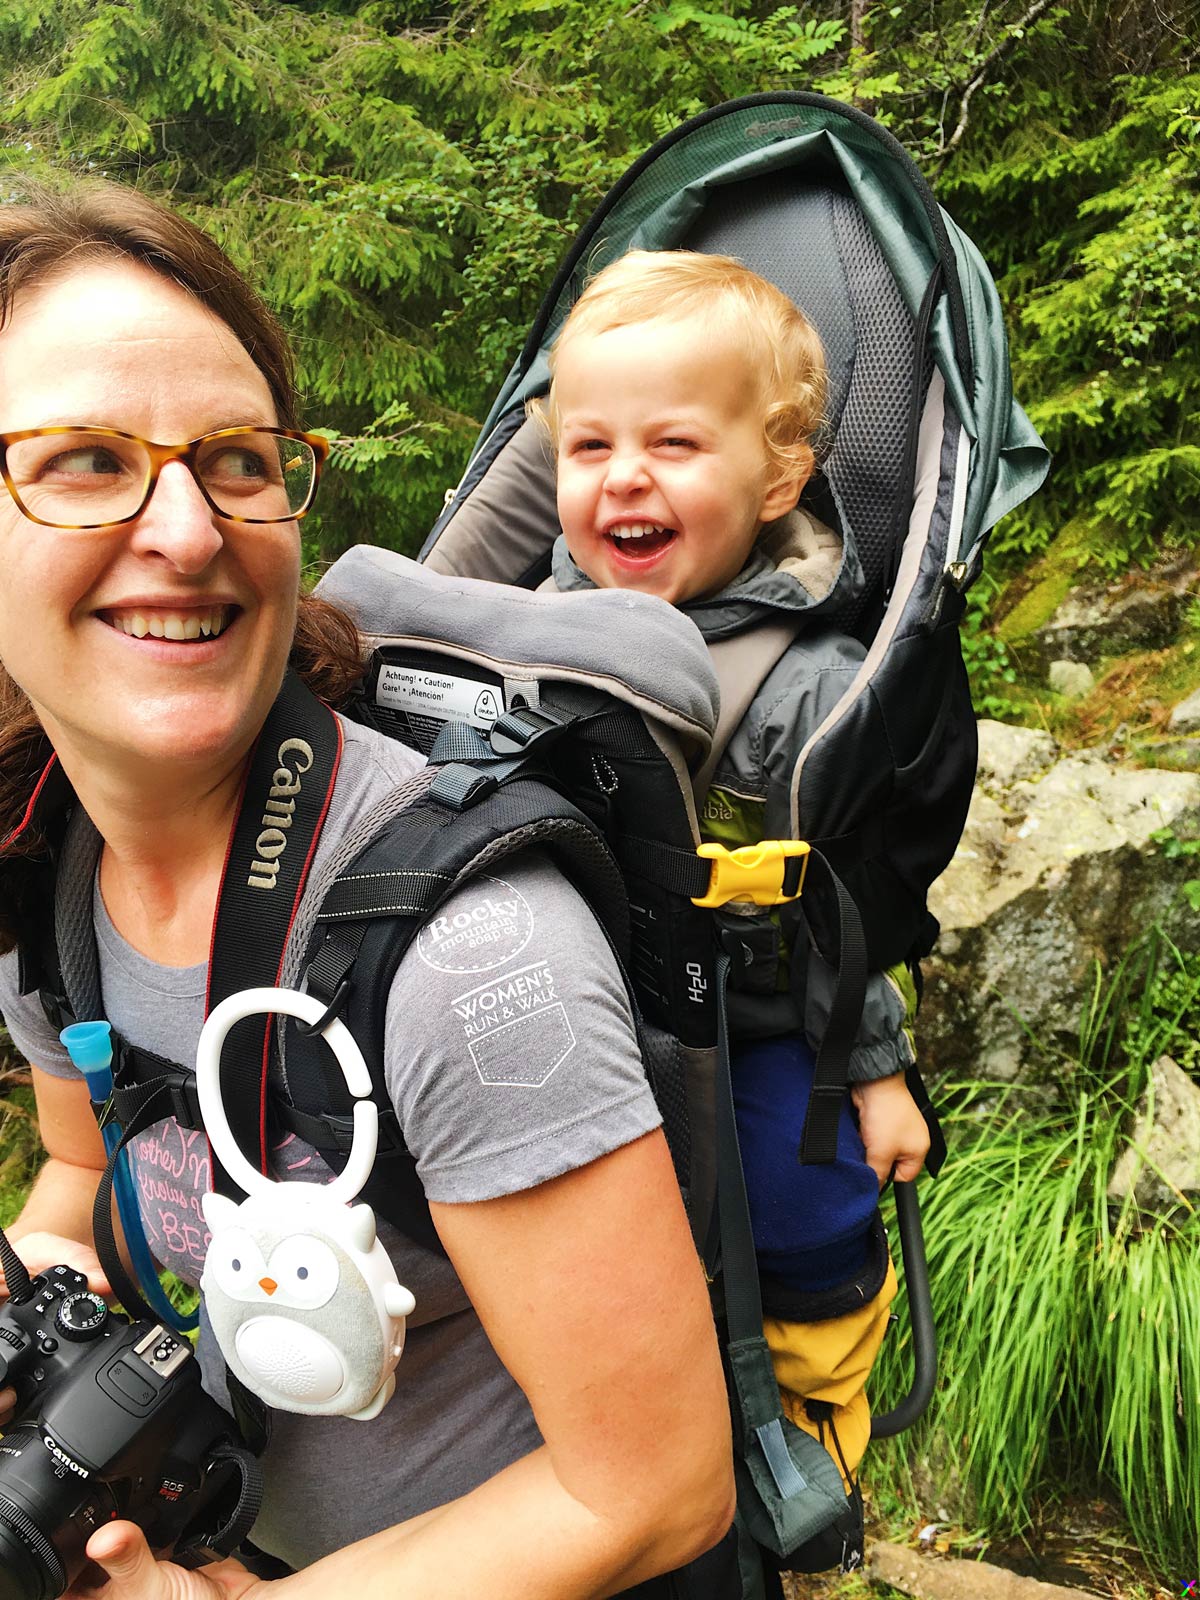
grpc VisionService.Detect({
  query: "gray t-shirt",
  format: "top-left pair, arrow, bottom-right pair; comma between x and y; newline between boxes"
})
0,716 -> 661,1566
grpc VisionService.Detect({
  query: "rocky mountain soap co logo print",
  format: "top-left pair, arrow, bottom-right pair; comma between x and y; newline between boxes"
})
415,875 -> 534,975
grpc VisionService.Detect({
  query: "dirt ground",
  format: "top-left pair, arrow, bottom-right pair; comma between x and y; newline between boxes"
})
780,1495 -> 1177,1600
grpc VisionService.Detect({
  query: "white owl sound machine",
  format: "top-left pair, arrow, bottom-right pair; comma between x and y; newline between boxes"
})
196,986 -> 417,1421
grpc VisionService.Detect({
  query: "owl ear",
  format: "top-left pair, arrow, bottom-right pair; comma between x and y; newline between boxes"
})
346,1203 -> 377,1255
202,1191 -> 240,1232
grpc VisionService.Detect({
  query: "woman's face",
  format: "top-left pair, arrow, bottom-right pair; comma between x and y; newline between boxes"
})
0,259 -> 301,785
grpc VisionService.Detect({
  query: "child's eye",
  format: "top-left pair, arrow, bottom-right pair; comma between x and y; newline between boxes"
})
660,437 -> 698,451
571,438 -> 610,455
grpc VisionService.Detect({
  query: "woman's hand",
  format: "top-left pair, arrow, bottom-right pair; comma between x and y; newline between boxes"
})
0,1232 -> 111,1426
0,1230 -> 111,1301
850,1073 -> 930,1188
68,1524 -> 266,1600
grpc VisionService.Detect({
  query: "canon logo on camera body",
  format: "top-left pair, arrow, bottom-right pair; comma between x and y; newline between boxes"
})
246,738 -> 314,891
43,1433 -> 89,1478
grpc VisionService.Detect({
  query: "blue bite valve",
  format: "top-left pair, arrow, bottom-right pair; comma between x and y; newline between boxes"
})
60,1021 -> 115,1100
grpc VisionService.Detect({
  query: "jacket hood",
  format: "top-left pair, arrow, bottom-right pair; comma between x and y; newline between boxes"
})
550,506 -> 863,641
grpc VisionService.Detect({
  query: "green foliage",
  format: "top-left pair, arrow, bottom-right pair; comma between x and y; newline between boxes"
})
949,70 -> 1200,574
1,0 -> 1193,569
0,1034 -> 43,1229
961,584 -> 1023,718
871,919 -> 1200,1580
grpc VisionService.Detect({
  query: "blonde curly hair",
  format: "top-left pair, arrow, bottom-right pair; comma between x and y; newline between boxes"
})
533,249 -> 827,490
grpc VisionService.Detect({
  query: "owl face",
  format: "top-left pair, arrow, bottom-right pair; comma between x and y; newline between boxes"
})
200,1187 -> 413,1420
205,1228 -> 342,1311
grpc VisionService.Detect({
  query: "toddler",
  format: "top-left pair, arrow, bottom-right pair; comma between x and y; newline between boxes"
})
534,250 -> 931,1482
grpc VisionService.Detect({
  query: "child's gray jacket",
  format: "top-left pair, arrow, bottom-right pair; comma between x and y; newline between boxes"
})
550,515 -> 915,1084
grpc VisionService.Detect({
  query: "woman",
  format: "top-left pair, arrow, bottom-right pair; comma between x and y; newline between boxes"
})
0,182 -> 733,1599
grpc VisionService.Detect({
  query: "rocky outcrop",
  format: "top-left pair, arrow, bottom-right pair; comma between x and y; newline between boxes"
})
1170,684 -> 1200,732
1107,1053 -> 1200,1216
866,1543 -> 1094,1600
1027,551 -> 1194,675
920,723 -> 1200,1084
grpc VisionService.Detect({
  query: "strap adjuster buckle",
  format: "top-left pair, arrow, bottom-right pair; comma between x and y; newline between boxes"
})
167,1074 -> 203,1130
691,840 -> 810,908
487,705 -> 565,757
318,1108 -> 404,1155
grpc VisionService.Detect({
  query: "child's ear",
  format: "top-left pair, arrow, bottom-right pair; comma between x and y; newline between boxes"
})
759,448 -> 813,524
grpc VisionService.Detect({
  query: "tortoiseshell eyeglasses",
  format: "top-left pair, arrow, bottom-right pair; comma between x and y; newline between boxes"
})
0,425 -> 330,529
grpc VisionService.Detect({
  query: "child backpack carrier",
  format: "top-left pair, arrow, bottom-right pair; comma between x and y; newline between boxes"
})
419,90 -> 1048,995
409,85 -> 1050,1583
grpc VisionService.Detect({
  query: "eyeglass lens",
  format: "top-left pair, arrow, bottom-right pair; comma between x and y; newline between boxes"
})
4,430 -> 316,526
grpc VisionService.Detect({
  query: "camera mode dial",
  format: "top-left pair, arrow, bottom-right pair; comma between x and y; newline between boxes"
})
54,1291 -> 109,1341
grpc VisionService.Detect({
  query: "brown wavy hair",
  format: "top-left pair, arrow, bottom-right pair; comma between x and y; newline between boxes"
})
0,179 -> 365,956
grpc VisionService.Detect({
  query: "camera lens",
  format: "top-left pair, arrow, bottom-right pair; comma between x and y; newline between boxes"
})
0,1494 -> 66,1600
0,1425 -> 113,1600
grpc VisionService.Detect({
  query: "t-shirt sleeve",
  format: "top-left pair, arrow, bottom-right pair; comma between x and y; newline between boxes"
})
0,950 -> 78,1079
384,851 -> 662,1204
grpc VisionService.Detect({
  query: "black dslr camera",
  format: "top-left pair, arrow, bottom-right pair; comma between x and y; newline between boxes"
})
0,1251 -> 260,1600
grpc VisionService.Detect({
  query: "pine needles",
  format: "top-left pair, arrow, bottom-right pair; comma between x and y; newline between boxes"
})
869,922 -> 1200,1579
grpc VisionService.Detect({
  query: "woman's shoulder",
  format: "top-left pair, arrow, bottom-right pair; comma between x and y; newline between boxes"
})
323,712 -> 427,831
336,711 -> 426,791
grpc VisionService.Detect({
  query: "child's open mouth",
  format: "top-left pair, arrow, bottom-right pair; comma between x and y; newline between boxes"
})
604,523 -> 677,561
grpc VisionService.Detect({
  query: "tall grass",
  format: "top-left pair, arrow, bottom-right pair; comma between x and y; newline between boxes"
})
870,921 -> 1200,1579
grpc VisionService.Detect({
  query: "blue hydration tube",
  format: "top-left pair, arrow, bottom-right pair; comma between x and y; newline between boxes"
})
59,1021 -> 198,1333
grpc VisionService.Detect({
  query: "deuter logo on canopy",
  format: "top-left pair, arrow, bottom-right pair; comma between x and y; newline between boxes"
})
416,876 -> 534,975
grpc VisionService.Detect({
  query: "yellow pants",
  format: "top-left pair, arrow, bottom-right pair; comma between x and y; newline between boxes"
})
763,1255 -> 898,1491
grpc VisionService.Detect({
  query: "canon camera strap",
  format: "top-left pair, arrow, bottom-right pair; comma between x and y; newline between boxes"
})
203,670 -> 342,1196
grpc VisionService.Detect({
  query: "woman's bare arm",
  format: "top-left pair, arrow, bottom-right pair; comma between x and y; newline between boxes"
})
6,1068 -> 112,1293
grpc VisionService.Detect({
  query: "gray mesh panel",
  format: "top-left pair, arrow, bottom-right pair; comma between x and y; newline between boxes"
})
685,178 -> 919,624
825,192 -> 918,624
541,101 -> 895,348
683,177 -> 856,442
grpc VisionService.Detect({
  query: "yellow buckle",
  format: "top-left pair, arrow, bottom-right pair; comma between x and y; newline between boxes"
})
691,840 -> 811,908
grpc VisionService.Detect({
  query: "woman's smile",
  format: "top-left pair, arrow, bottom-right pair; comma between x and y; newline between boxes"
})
99,604 -> 234,641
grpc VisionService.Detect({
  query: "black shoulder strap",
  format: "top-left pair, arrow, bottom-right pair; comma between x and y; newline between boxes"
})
283,774 -> 630,1248
203,672 -> 342,1195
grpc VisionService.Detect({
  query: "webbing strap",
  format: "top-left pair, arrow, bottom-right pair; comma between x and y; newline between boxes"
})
712,953 -> 765,1347
105,1047 -> 200,1140
175,1443 -> 264,1565
92,1119 -> 155,1324
204,673 -> 342,1193
425,707 -> 574,809
795,851 -> 867,1165
617,835 -> 712,898
756,1418 -> 810,1500
313,872 -> 455,924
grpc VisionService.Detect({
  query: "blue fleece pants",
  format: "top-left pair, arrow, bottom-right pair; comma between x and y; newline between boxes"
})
732,1034 -> 880,1293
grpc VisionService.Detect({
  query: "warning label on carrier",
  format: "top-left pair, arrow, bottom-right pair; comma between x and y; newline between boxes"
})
376,663 -> 502,729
